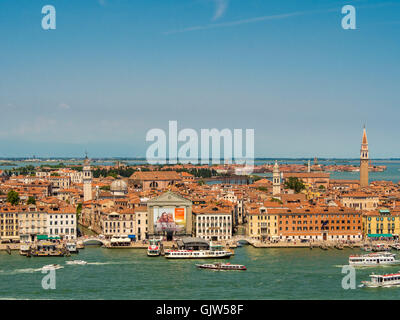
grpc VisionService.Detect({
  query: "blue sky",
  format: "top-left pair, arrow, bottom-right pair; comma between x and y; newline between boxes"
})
0,0 -> 399,158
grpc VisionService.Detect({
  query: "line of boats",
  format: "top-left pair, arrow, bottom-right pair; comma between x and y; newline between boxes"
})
349,250 -> 400,288
147,239 -> 247,270
20,241 -> 82,257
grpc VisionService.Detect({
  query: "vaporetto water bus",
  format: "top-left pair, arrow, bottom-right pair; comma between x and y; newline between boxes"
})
165,249 -> 233,259
147,238 -> 162,257
165,244 -> 233,259
349,252 -> 400,266
362,272 -> 400,288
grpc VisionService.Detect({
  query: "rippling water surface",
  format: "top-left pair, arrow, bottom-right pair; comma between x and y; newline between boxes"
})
1,246 -> 400,300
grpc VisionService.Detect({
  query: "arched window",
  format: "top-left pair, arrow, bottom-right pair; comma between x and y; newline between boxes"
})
150,181 -> 158,188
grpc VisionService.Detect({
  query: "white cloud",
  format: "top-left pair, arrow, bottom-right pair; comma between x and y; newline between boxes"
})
164,2 -> 398,35
213,0 -> 229,21
164,10 -> 307,35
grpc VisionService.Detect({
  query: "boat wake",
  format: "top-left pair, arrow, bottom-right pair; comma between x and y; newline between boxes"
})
86,261 -> 136,266
0,268 -> 42,276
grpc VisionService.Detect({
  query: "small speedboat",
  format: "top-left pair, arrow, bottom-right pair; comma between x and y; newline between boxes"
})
42,264 -> 63,270
66,260 -> 87,265
196,262 -> 246,271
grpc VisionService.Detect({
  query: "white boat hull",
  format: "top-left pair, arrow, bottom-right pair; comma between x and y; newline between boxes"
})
165,251 -> 233,259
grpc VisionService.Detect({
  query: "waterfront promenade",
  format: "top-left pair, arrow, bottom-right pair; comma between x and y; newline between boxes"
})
1,237 -> 397,251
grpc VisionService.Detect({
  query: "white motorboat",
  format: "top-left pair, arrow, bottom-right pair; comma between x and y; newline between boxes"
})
42,264 -> 63,270
196,262 -> 246,271
349,252 -> 399,267
362,272 -> 400,288
66,260 -> 87,265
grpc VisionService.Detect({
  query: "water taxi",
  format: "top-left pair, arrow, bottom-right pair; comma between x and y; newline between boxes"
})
362,272 -> 400,288
66,260 -> 87,265
196,262 -> 246,271
147,238 -> 162,257
349,252 -> 400,266
42,264 -> 63,270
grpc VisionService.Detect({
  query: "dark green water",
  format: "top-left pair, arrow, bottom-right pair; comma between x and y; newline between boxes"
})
1,246 -> 400,299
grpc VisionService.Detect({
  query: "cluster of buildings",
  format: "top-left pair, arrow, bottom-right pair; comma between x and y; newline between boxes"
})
1,127 -> 400,245
0,205 -> 77,242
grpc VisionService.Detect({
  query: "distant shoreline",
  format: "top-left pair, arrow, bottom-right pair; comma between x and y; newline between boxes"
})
1,158 -> 400,161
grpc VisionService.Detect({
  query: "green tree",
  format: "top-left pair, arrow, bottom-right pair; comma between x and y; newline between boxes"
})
284,177 -> 305,193
27,196 -> 36,205
270,197 -> 283,204
7,190 -> 20,205
76,203 -> 83,222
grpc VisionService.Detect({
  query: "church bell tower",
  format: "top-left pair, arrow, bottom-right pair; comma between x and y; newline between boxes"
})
272,160 -> 281,195
360,126 -> 369,188
83,152 -> 93,202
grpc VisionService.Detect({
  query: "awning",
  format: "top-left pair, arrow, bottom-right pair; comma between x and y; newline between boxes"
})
128,235 -> 136,239
37,235 -> 48,240
111,238 -> 131,243
367,234 -> 393,238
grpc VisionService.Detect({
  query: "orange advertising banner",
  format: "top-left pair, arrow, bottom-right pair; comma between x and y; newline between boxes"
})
174,208 -> 185,223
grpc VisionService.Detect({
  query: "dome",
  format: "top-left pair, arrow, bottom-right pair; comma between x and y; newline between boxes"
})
110,179 -> 128,193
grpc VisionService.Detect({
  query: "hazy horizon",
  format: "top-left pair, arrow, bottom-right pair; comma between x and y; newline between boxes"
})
1,0 -> 399,158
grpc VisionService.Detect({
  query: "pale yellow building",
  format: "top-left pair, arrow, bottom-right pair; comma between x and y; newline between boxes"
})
247,206 -> 279,241
18,206 -> 48,242
0,207 -> 19,242
363,209 -> 400,239
340,192 -> 379,211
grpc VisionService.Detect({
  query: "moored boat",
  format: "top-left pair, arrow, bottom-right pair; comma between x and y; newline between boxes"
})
372,243 -> 390,252
66,242 -> 79,253
196,262 -> 246,271
32,242 -> 65,257
147,238 -> 162,257
19,244 -> 31,256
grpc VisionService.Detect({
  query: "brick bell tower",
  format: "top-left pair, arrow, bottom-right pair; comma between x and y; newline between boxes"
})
360,125 -> 369,188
